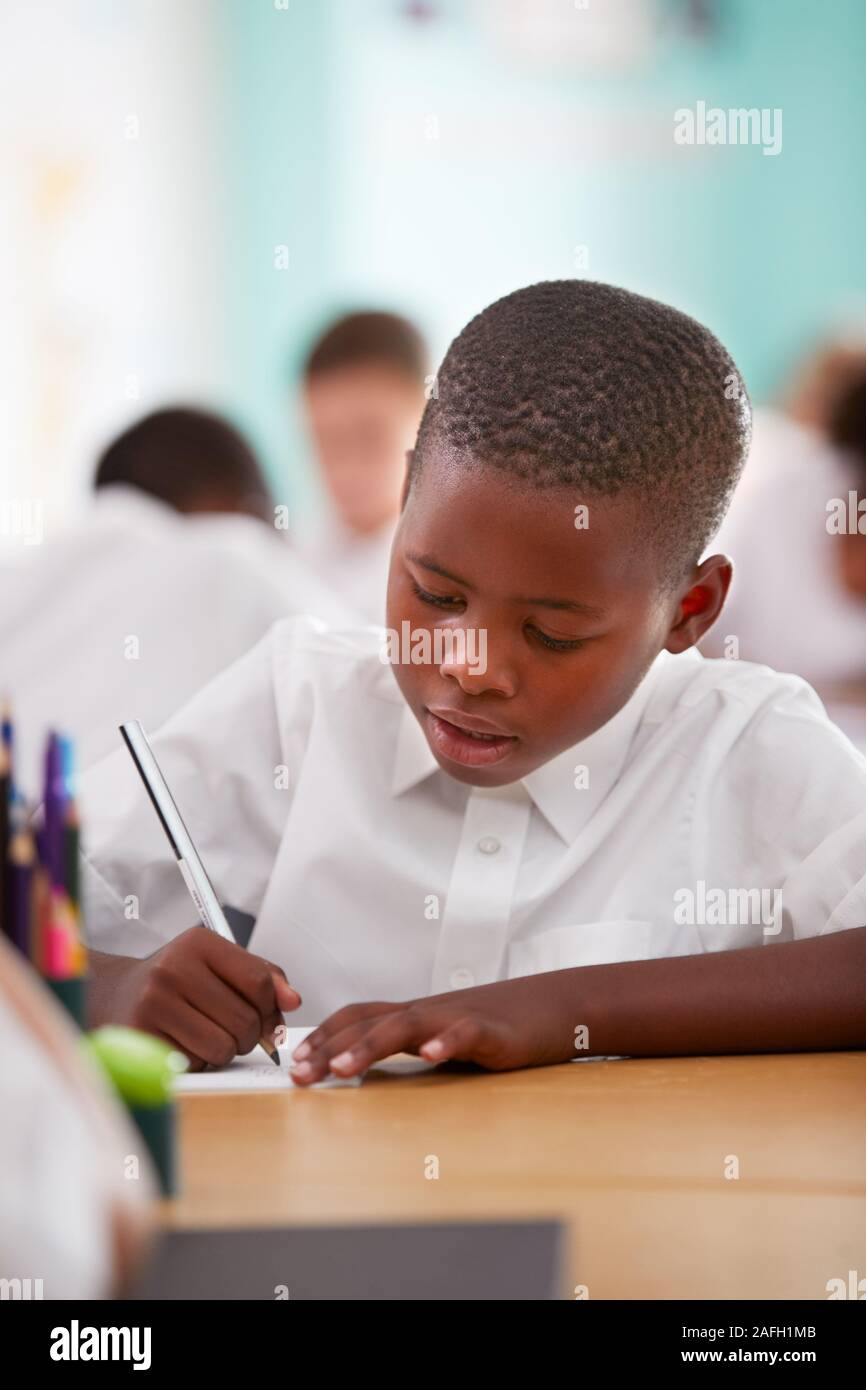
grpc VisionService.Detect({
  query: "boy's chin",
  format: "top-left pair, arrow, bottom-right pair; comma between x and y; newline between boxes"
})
426,737 -> 533,788
432,752 -> 525,788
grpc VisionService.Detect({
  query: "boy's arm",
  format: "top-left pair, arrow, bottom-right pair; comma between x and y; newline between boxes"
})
290,927 -> 866,1083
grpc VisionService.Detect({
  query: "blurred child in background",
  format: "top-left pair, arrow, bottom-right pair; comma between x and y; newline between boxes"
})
828,365 -> 866,604
814,366 -> 866,746
703,336 -> 866,741
0,407 -> 352,789
298,311 -> 429,623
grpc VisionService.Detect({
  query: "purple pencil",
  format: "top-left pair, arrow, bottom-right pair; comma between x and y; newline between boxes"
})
41,732 -> 66,889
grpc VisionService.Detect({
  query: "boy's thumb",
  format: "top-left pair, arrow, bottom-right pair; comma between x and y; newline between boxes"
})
267,967 -> 302,1011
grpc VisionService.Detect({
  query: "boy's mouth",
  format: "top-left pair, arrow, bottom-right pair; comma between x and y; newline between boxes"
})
425,707 -> 518,768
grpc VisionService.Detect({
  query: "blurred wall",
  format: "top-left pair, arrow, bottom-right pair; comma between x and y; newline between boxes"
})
0,0 -> 229,544
222,0 -> 866,515
219,0 -> 336,521
4,0 -> 865,532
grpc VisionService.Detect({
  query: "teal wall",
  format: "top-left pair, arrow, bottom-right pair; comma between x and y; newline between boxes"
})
218,0 -> 337,516
220,0 -> 866,511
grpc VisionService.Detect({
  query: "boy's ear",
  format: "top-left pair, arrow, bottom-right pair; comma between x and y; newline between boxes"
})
664,553 -> 733,653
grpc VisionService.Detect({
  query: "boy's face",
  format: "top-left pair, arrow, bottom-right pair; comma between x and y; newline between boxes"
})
304,365 -> 425,538
387,454 -> 722,787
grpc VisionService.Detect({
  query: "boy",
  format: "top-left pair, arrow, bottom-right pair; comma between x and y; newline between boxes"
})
81,282 -> 866,1081
94,406 -> 274,520
298,310 -> 429,621
702,369 -> 866,694
1,407 -> 351,787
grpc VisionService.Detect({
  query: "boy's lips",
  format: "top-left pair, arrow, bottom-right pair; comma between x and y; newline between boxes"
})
425,707 -> 518,768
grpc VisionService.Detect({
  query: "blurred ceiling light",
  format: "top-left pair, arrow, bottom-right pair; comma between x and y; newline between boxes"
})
476,0 -> 658,72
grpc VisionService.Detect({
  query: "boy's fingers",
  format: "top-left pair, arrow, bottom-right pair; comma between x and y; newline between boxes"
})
178,1013 -> 240,1069
330,1007 -> 473,1074
294,1002 -> 399,1061
295,1007 -> 448,1083
419,1015 -> 489,1064
291,1017 -> 385,1081
149,1028 -> 206,1074
260,958 -> 302,1010
260,957 -> 289,981
137,988 -> 239,1069
195,966 -> 275,1056
269,971 -> 301,1012
201,934 -> 299,1017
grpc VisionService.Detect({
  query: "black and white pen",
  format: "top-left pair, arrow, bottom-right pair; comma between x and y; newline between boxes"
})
119,719 -> 280,1067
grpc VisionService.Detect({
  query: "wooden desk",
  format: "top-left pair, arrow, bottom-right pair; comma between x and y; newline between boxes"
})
163,1052 -> 866,1300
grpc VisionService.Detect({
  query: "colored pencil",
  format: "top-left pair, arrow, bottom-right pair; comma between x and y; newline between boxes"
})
0,740 -> 10,941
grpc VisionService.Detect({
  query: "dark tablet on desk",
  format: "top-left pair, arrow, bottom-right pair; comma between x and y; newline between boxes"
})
130,1221 -> 563,1300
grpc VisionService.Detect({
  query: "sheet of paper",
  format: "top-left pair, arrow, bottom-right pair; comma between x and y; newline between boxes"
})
173,1027 -> 361,1093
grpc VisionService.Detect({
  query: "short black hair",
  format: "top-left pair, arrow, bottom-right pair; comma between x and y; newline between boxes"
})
303,311 -> 428,386
829,367 -> 866,469
412,280 -> 751,585
94,408 -> 271,518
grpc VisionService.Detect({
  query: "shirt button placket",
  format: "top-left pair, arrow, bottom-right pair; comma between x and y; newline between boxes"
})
432,790 -> 531,995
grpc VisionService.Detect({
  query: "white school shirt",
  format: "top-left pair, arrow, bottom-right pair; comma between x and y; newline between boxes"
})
0,486 -> 355,792
80,618 -> 866,1024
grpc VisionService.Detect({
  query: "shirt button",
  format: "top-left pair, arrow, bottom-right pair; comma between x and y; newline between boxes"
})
450,968 -> 475,989
477,836 -> 501,855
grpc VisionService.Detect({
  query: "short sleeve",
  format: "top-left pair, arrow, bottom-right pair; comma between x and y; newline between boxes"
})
79,622 -> 294,956
702,674 -> 866,942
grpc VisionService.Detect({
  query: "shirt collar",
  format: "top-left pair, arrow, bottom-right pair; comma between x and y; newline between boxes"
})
390,649 -> 674,842
92,484 -> 179,529
521,654 -> 668,843
391,696 -> 439,796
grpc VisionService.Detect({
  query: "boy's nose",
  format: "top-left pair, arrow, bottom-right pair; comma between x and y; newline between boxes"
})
439,647 -> 517,698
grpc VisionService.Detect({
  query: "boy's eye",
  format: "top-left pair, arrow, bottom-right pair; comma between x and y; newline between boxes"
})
528,625 -> 586,652
409,580 -> 585,649
411,579 -> 462,610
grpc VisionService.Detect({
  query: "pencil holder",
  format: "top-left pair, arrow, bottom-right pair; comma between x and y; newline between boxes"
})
46,976 -> 87,1030
84,1026 -> 189,1197
127,1103 -> 176,1197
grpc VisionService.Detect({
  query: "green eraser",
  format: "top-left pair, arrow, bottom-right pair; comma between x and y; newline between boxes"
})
84,1026 -> 189,1107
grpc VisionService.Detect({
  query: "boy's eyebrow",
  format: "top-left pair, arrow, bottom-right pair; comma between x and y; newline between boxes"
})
406,551 -> 606,619
407,551 -> 475,588
518,595 -> 607,619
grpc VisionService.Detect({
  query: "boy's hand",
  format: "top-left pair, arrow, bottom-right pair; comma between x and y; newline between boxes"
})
88,930 -> 301,1070
289,976 -> 573,1084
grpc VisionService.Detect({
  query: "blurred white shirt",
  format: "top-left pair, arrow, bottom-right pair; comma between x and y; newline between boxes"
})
298,513 -> 394,625
711,408 -> 866,686
80,618 -> 866,1025
0,486 -> 355,791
